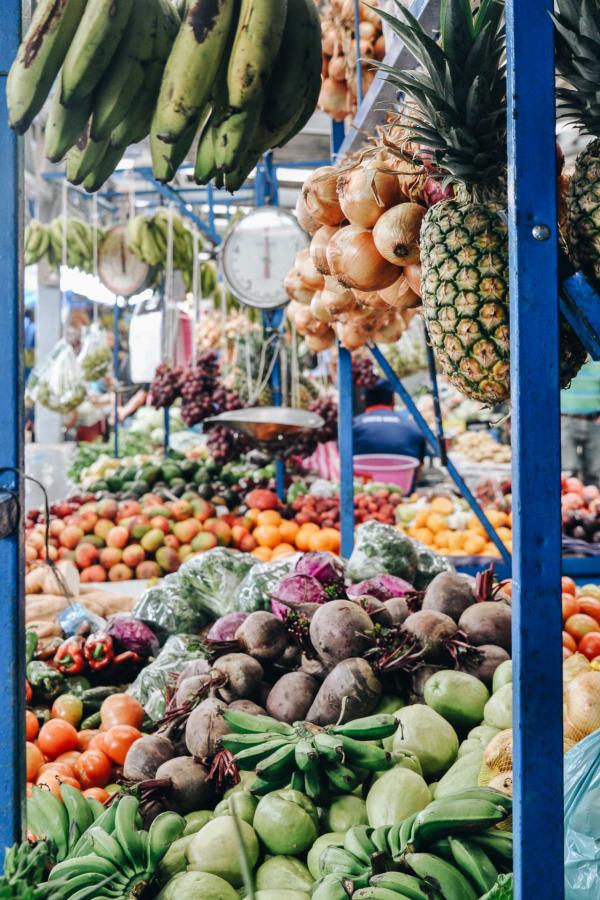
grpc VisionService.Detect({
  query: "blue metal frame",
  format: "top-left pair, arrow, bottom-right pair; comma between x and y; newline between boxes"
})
113,302 -> 121,458
506,0 -> 564,896
135,167 -> 221,244
0,0 -> 25,846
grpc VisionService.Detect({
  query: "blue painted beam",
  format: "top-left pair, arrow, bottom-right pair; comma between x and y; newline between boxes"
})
337,344 -> 355,558
0,1 -> 26,848
135,167 -> 220,244
370,345 -> 512,565
559,271 -> 600,361
506,0 -> 564,896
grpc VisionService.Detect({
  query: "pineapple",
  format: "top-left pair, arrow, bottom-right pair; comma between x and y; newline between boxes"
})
554,0 -> 600,288
375,0 -> 585,405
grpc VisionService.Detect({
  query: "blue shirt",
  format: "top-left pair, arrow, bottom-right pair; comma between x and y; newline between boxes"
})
353,408 -> 426,461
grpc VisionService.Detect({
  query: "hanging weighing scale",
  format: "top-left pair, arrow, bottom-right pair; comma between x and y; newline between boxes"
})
98,225 -> 152,297
220,206 -> 307,310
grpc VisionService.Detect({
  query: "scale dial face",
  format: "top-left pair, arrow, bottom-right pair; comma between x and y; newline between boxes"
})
98,225 -> 151,297
221,207 -> 308,309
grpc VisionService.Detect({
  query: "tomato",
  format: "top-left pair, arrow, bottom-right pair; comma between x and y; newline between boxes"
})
26,742 -> 44,782
562,593 -> 580,622
88,733 -> 107,753
83,787 -> 109,804
77,729 -> 99,752
100,694 -> 144,730
563,631 -> 577,652
51,695 -> 83,728
38,719 -> 79,760
562,576 -> 577,596
102,726 -> 142,765
25,681 -> 32,704
37,771 -> 80,796
55,751 -> 81,769
39,762 -> 74,778
26,710 -> 39,742
565,613 -> 600,641
578,631 -> 600,661
578,596 -> 600,624
74,750 -> 113,790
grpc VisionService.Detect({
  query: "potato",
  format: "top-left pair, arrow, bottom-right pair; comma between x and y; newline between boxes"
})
309,600 -> 374,667
266,673 -> 320,724
213,653 -> 264,703
306,658 -> 382,726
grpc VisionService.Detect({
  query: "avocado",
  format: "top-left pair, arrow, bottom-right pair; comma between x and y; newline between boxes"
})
106,475 -> 123,492
194,468 -> 209,485
139,464 -> 161,486
120,466 -> 137,483
90,479 -> 108,493
180,459 -> 198,479
171,483 -> 186,497
161,463 -> 181,482
129,480 -> 150,498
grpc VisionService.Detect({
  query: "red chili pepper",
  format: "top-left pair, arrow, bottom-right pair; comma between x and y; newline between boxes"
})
53,637 -> 86,675
84,633 -> 115,672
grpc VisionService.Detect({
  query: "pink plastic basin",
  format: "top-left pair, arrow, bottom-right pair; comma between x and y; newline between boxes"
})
353,454 -> 420,492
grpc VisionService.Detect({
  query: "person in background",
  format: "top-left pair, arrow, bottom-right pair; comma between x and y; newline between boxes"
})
353,381 -> 427,467
561,359 -> 600,486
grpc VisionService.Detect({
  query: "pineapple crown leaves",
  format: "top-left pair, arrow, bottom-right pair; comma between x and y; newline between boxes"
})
370,0 -> 507,187
553,0 -> 600,134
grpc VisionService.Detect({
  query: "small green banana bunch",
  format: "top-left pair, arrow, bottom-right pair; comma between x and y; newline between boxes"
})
24,217 -> 101,273
24,221 -> 51,268
45,794 -> 184,899
221,709 -> 397,801
27,784 -> 105,864
314,787 -> 513,900
127,211 -> 205,292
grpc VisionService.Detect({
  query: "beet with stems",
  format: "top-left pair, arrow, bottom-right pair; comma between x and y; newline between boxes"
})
123,734 -> 174,781
212,653 -> 264,702
458,602 -> 512,652
228,699 -> 266,716
385,596 -> 412,627
422,571 -> 476,622
402,609 -> 475,665
185,697 -> 230,760
175,674 -> 214,708
350,595 -> 394,628
464,644 -> 511,688
266,672 -> 320,724
155,756 -> 214,813
309,599 -> 374,667
235,611 -> 289,662
306,658 -> 382,726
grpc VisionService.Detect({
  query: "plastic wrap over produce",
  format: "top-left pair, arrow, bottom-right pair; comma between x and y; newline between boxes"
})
565,729 -> 600,898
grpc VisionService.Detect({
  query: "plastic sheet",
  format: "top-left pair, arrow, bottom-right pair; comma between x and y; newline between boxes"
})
564,728 -> 600,897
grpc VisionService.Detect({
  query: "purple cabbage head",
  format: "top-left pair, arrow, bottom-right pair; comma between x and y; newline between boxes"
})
294,552 -> 346,595
106,615 -> 160,658
207,611 -> 248,642
271,574 -> 329,620
347,574 -> 414,603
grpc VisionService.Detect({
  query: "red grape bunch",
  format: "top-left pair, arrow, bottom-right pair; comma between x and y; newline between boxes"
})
149,363 -> 182,409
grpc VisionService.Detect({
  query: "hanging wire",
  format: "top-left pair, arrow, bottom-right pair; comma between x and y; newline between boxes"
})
164,202 -> 175,366
249,332 -> 281,406
92,194 -> 99,323
60,180 -> 68,339
191,229 -> 200,367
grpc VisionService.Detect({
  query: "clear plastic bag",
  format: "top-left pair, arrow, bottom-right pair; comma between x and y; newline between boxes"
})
133,573 -> 187,636
177,548 -> 256,621
565,729 -> 600,897
26,339 -> 87,413
346,521 -> 451,589
127,634 -> 210,720
78,324 -> 112,381
237,554 -> 302,613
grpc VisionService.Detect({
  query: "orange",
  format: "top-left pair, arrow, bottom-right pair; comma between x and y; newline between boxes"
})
295,526 -> 316,551
271,543 -> 296,560
496,526 -> 512,540
463,533 -> 486,555
257,509 -> 282,528
246,508 -> 261,525
466,515 -> 488,537
413,527 -> 434,546
447,531 -> 465,551
413,509 -> 430,528
253,525 -> 281,549
252,546 -> 273,562
308,528 -> 341,553
484,542 -> 501,557
433,529 -> 452,549
279,520 -> 300,543
425,513 -> 447,534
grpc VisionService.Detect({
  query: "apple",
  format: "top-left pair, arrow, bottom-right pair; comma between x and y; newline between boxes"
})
27,530 -> 45,551
59,526 -> 84,550
140,493 -> 163,508
75,543 -> 99,569
80,564 -> 107,583
136,561 -> 161,580
106,526 -> 129,549
94,518 -> 114,541
141,528 -> 165,553
78,534 -> 104,548
109,563 -> 134,582
231,525 -> 248,545
122,544 -> 145,568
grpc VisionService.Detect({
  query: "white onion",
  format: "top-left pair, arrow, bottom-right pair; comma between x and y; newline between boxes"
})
378,274 -> 421,310
372,202 -> 426,265
310,291 -> 334,323
326,224 -> 400,291
303,166 -> 345,227
321,287 -> 358,318
295,193 -> 320,236
337,165 -> 400,229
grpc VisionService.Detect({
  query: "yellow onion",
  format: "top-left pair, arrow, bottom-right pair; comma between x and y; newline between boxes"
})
378,274 -> 421,310
322,25 -> 337,57
303,166 -> 345,227
354,289 -> 391,310
326,224 -> 399,291
296,248 -> 324,290
310,291 -> 334,323
294,304 -> 318,335
359,20 -> 377,40
374,34 -> 386,60
372,202 -> 425,265
374,314 -> 406,343
337,165 -> 400,229
361,69 -> 376,93
565,672 -> 600,737
284,270 -> 314,305
328,55 -> 347,82
286,300 -> 303,325
404,262 -> 422,297
318,79 -> 349,123
306,315 -> 334,338
306,329 -> 336,352
340,0 -> 361,21
337,310 -> 387,351
324,274 -> 346,293
322,286 -> 358,318
310,225 -> 338,275
295,193 -> 320,236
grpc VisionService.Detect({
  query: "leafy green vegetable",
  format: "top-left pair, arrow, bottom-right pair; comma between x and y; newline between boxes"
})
481,873 -> 513,899
346,521 -> 451,589
128,634 -> 211,720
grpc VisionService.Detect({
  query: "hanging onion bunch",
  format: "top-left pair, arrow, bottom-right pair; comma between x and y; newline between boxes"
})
318,0 -> 385,121
289,153 -> 429,352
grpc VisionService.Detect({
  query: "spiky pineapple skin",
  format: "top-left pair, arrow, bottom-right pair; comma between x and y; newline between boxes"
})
567,137 -> 600,289
421,199 -> 587,405
420,199 -> 510,404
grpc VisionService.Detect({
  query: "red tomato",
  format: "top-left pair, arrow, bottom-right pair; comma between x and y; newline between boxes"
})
77,729 -> 100,752
26,710 -> 39,742
26,742 -> 44,782
83,787 -> 109,803
578,632 -> 600,661
55,751 -> 82,769
88,733 -> 107,753
102,726 -> 142,766
38,720 -> 79,760
565,613 -> 600,641
100,694 -> 144,731
562,593 -> 580,622
51,695 -> 83,728
74,750 -> 113,790
562,576 -> 577,596
563,631 -> 577,653
38,763 -> 74,778
578,596 -> 600,624
37,771 -> 80,796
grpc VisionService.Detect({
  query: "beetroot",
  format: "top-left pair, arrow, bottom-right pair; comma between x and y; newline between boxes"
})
212,653 -> 264,702
458,603 -> 512,651
309,599 -> 374,667
123,734 -> 174,781
307,658 -> 382,725
402,610 -> 461,664
422,572 -> 476,622
266,672 -> 320,723
464,644 -> 511,688
155,756 -> 214,813
185,697 -> 229,759
235,611 -> 288,662
347,574 -> 413,602
207,612 -> 248,642
386,596 -> 411,626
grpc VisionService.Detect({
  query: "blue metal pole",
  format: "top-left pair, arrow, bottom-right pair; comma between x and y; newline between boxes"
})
506,0 -> 564,897
0,0 -> 25,846
337,345 -> 355,558
113,302 -> 121,458
262,309 -> 286,501
370,345 -> 512,566
330,121 -> 346,163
